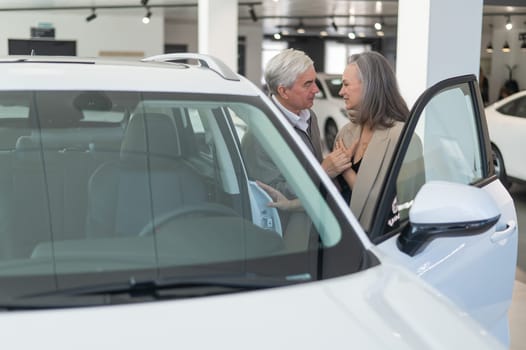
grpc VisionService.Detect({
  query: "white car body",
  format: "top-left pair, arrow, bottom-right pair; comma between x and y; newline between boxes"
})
311,73 -> 349,150
0,261 -> 503,350
0,55 -> 516,349
485,90 -> 526,185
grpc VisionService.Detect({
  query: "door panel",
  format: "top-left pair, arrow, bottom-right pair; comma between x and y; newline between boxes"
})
375,75 -> 518,345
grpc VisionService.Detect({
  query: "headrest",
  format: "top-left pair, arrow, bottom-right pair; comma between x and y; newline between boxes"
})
36,93 -> 84,128
120,112 -> 181,161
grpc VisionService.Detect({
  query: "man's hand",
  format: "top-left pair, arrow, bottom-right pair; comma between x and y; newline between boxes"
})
256,181 -> 302,211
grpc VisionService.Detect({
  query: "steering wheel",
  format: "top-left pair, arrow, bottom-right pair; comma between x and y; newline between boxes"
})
138,203 -> 239,236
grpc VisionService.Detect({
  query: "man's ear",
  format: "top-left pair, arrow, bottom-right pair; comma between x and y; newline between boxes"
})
277,85 -> 288,99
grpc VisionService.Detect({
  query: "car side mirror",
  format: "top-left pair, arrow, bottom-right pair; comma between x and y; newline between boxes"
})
397,181 -> 500,256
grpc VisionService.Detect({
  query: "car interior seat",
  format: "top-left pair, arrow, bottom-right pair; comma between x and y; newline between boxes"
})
85,111 -> 208,238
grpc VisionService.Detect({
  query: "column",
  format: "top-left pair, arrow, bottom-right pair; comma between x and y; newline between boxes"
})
396,0 -> 484,107
198,0 -> 238,73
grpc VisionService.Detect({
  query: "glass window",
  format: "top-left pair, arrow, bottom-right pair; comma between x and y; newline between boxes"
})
498,96 -> 526,118
325,77 -> 343,98
396,84 -> 483,221
315,79 -> 327,99
0,91 -> 366,306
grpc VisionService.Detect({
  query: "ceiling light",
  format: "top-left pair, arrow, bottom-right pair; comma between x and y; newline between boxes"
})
249,5 -> 258,22
348,31 -> 356,40
320,30 -> 328,37
273,32 -> 282,40
296,19 -> 305,34
505,16 -> 512,30
86,8 -> 97,22
142,8 -> 152,24
502,40 -> 511,53
486,42 -> 493,53
376,30 -> 384,37
374,18 -> 383,31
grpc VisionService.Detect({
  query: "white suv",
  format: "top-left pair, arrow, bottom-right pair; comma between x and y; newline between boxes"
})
0,54 -> 516,349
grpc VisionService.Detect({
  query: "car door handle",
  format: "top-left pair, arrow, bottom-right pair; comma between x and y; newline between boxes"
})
490,220 -> 516,244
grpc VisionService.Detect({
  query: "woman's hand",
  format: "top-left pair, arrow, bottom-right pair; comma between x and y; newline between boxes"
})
335,139 -> 359,190
335,138 -> 359,160
321,145 -> 352,178
256,181 -> 302,211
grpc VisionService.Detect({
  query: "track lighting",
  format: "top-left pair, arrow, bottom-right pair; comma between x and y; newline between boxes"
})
502,40 -> 511,53
85,8 -> 97,22
331,18 -> 338,32
296,19 -> 305,34
142,8 -> 151,24
249,5 -> 258,22
505,16 -> 512,31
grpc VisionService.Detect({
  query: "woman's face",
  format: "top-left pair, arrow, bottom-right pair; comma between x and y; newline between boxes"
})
339,63 -> 363,111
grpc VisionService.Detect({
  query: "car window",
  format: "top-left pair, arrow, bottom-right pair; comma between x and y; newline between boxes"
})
0,90 -> 368,302
315,79 -> 327,99
497,95 -> 526,118
395,83 -> 484,222
325,77 -> 343,98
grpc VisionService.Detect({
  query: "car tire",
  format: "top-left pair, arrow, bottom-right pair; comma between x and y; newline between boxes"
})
492,144 -> 511,189
324,119 -> 338,150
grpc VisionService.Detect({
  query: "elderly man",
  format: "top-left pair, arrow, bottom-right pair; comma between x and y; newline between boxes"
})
243,48 -> 351,200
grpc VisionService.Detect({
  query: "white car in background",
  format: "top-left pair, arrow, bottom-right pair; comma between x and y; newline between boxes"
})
312,73 -> 349,150
0,55 -> 516,349
485,90 -> 526,187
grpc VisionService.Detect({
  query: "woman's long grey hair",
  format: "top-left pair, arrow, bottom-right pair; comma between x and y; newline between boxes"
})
348,51 -> 409,129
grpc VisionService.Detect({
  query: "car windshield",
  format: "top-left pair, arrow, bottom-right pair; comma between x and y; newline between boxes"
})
0,90 -> 367,306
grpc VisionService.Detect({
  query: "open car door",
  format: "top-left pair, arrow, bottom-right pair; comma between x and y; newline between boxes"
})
372,75 -> 518,346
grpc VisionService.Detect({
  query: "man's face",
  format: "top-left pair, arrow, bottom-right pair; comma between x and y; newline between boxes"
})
277,66 -> 319,115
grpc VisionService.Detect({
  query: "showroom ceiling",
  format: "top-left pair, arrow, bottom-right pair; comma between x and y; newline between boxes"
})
0,0 -> 524,37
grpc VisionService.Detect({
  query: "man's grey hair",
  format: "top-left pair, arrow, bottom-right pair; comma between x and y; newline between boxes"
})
264,48 -> 314,95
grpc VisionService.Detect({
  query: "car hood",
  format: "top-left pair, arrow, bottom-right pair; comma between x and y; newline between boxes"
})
0,262 -> 502,349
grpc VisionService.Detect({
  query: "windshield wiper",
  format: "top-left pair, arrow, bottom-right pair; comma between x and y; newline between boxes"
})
20,274 -> 299,302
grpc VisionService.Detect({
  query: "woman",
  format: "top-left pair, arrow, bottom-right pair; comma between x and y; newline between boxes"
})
335,51 -> 409,232
260,51 -> 415,233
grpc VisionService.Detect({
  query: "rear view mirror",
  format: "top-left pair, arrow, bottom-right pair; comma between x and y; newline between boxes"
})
397,181 -> 500,256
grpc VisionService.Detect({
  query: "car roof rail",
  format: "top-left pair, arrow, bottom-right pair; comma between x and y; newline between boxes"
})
142,53 -> 240,81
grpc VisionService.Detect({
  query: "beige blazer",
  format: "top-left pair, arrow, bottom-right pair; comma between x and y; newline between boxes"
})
335,121 -> 404,232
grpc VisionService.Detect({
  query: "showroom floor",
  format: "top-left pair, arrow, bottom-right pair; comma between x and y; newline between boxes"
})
510,279 -> 526,350
509,183 -> 526,350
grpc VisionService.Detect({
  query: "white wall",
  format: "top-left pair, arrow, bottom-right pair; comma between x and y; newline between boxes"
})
165,19 -> 262,85
0,11 -> 164,58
